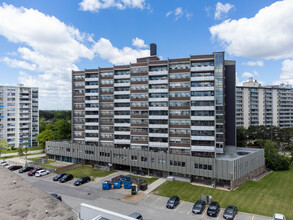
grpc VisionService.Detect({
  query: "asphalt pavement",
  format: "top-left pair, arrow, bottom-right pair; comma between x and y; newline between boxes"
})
11,169 -> 272,220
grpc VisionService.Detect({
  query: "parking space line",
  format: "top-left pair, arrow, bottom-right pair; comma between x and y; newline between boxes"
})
188,208 -> 192,215
252,215 -> 254,220
201,208 -> 207,218
217,210 -> 223,220
151,197 -> 161,206
176,201 -> 184,210
234,213 -> 237,220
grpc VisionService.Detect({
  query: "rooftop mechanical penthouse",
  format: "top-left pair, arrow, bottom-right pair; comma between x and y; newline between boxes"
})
46,48 -> 265,189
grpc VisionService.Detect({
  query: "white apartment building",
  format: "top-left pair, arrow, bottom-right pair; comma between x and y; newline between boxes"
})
0,84 -> 39,148
236,78 -> 293,128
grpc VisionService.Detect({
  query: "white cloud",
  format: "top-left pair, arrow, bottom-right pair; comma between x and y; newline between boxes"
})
93,38 -> 149,65
210,0 -> 293,60
132,37 -> 147,48
214,2 -> 234,20
79,0 -> 146,12
0,3 -> 93,110
279,59 -> 293,83
1,57 -> 37,71
242,72 -> 253,78
242,60 -> 264,67
241,70 -> 259,78
166,7 -> 192,20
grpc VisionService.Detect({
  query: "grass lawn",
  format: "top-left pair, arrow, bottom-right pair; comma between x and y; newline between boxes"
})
127,175 -> 158,185
66,166 -> 116,179
153,167 -> 293,219
2,146 -> 43,154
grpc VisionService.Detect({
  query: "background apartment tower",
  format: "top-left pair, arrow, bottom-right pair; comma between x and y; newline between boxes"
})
236,78 -> 293,128
0,84 -> 39,148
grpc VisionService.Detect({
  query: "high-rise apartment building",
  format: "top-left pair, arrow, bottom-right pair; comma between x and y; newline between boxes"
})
46,50 -> 265,189
0,84 -> 39,148
236,78 -> 293,128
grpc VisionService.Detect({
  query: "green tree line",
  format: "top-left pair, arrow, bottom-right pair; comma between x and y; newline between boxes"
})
37,110 -> 71,150
237,125 -> 293,171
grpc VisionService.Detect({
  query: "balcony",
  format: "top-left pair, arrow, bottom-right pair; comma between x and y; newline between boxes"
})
191,136 -> 215,141
85,77 -> 99,82
191,126 -> 215,131
114,99 -> 130,103
114,90 -> 130,95
190,96 -> 214,101
191,106 -> 215,111
85,137 -> 99,141
85,115 -> 99,118
149,133 -> 168,138
191,76 -> 214,81
148,70 -> 168,76
191,86 -> 215,91
191,116 -> 215,121
148,89 -> 168,93
191,66 -> 214,71
148,79 -> 168,85
114,131 -> 131,135
114,123 -> 130,127
149,142 -> 168,148
85,100 -> 99,104
114,82 -> 130,87
149,124 -> 168,129
85,107 -> 99,111
114,115 -> 130,119
191,146 -> 215,152
114,139 -> 130,144
149,115 -> 168,120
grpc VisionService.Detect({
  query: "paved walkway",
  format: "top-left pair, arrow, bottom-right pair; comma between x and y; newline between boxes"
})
143,178 -> 167,194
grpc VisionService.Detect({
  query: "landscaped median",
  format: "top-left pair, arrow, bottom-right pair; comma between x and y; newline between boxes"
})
65,165 -> 116,179
153,166 -> 293,219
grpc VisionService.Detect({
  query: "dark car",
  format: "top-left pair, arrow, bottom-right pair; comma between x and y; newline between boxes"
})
166,195 -> 180,209
74,176 -> 90,186
28,168 -> 43,176
8,165 -> 23,171
53,173 -> 67,181
223,205 -> 238,220
207,201 -> 220,217
192,200 -> 206,214
50,193 -> 62,201
59,174 -> 74,183
19,167 -> 34,173
129,212 -> 143,220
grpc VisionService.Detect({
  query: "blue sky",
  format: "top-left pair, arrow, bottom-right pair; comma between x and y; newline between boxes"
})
0,0 -> 292,109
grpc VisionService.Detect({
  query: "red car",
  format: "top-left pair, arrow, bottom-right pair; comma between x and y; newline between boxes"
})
28,168 -> 43,176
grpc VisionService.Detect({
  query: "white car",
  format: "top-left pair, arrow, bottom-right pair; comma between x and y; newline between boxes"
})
0,161 -> 8,166
35,169 -> 50,177
273,214 -> 286,220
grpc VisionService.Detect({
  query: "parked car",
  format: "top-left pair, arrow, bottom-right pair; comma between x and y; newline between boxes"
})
0,161 -> 8,166
166,195 -> 180,209
28,168 -> 43,176
53,173 -> 67,181
223,205 -> 238,220
192,200 -> 206,214
59,174 -> 74,183
50,193 -> 62,201
273,214 -> 286,220
129,212 -> 143,219
207,201 -> 220,217
8,165 -> 23,171
35,169 -> 50,177
74,176 -> 90,186
19,167 -> 34,173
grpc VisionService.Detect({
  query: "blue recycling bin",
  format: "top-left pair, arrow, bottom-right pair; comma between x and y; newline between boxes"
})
113,181 -> 122,189
124,180 -> 132,189
102,181 -> 112,190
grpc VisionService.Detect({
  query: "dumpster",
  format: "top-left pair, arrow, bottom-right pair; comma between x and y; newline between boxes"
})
131,185 -> 137,195
120,176 -> 130,183
102,181 -> 112,190
113,181 -> 122,189
124,180 -> 132,189
140,182 -> 148,191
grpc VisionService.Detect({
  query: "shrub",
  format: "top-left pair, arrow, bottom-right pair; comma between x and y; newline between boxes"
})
10,146 -> 15,151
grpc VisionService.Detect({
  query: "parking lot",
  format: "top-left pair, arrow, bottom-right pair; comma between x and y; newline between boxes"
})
10,166 -> 272,220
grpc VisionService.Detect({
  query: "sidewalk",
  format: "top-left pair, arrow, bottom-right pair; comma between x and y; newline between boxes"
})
143,178 -> 167,194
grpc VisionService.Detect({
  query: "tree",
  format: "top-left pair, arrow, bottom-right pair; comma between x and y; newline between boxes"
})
263,140 -> 290,171
36,129 -> 55,151
18,147 -> 24,157
0,138 -> 9,158
54,119 -> 71,140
